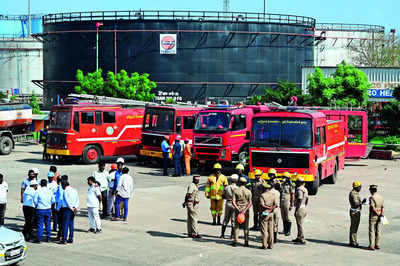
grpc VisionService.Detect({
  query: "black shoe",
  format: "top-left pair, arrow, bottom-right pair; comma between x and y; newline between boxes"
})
349,243 -> 359,248
231,242 -> 237,247
59,240 -> 66,245
67,239 -> 73,244
96,229 -> 102,233
33,240 -> 41,244
194,234 -> 202,239
244,243 -> 249,247
88,228 -> 95,233
292,238 -> 301,243
260,246 -> 267,250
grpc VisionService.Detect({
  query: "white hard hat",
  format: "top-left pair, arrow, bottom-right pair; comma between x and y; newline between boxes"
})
30,179 -> 38,186
32,168 -> 40,174
230,174 -> 239,182
116,157 -> 125,164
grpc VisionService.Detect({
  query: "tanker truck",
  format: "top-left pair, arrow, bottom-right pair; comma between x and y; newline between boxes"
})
0,104 -> 32,155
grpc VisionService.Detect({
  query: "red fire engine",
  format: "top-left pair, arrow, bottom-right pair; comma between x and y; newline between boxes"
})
193,104 -> 268,167
46,101 -> 144,163
139,105 -> 203,160
249,106 -> 347,195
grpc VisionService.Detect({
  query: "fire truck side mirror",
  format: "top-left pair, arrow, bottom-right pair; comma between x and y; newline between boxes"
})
245,131 -> 250,140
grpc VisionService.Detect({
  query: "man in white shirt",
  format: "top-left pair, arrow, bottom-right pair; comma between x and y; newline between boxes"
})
87,176 -> 102,233
0,173 -> 8,226
112,167 -> 133,222
22,180 -> 38,241
107,164 -> 118,217
47,172 -> 58,232
92,162 -> 109,218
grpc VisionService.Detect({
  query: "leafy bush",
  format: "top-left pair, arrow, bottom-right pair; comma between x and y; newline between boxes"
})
75,69 -> 156,101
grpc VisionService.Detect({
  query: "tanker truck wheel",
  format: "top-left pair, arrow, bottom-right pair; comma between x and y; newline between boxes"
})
82,145 -> 102,164
0,136 -> 13,155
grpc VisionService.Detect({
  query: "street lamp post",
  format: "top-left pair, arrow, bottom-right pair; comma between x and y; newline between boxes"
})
96,22 -> 103,71
390,29 -> 396,67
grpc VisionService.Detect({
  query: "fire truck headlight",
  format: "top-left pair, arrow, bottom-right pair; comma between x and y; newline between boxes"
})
221,149 -> 226,159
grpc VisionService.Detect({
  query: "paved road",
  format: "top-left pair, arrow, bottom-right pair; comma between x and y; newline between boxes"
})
1,144 -> 399,265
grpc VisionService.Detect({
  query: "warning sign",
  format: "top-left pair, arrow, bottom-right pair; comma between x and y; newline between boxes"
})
160,34 -> 177,55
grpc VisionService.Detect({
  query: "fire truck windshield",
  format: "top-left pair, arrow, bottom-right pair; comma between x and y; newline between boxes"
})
251,118 -> 312,148
194,112 -> 231,132
143,108 -> 175,132
50,111 -> 72,130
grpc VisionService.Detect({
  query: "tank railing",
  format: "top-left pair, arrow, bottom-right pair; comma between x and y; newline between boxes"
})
43,10 -> 316,27
0,14 -> 43,20
316,23 -> 385,33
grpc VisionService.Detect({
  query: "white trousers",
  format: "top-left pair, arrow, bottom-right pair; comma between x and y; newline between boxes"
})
88,207 -> 101,230
107,190 -> 115,215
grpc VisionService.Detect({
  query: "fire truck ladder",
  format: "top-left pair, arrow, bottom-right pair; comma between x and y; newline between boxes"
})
68,94 -> 207,108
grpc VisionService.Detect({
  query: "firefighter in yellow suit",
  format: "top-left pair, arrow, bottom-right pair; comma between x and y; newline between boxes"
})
205,163 -> 228,225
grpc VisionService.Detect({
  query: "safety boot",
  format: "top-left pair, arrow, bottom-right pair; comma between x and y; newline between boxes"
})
251,213 -> 259,230
220,225 -> 227,239
212,217 -> 216,225
217,216 -> 222,225
286,222 -> 292,236
274,232 -> 278,243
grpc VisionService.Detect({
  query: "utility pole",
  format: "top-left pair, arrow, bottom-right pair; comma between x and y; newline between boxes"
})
223,0 -> 230,12
264,0 -> 266,20
27,0 -> 31,36
390,29 -> 396,67
96,22 -> 103,71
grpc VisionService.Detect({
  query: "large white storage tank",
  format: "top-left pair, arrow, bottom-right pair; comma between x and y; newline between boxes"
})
0,15 -> 43,95
314,23 -> 385,67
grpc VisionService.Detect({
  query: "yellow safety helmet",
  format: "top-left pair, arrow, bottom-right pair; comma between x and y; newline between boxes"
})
352,181 -> 361,188
213,163 -> 222,169
268,168 -> 277,175
283,172 -> 291,178
235,164 -> 245,171
254,169 -> 263,176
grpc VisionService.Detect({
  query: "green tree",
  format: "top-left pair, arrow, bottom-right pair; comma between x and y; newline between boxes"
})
75,69 -> 156,101
0,92 -> 7,99
307,62 -> 371,107
30,93 -> 41,114
247,80 -> 304,105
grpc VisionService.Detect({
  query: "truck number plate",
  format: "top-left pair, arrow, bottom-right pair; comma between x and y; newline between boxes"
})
8,249 -> 21,257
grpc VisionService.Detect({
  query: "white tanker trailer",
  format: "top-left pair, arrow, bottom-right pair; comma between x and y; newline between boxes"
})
0,104 -> 32,155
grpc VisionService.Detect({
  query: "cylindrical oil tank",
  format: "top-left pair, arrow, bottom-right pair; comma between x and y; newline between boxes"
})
0,38 -> 43,95
42,11 -> 315,105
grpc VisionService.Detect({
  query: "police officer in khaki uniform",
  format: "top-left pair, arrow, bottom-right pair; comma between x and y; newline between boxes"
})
349,181 -> 366,247
220,174 -> 239,239
259,183 -> 277,249
270,178 -> 281,243
367,185 -> 385,251
184,176 -> 201,238
281,172 -> 295,236
292,177 -> 308,245
250,169 -> 264,230
232,177 -> 252,247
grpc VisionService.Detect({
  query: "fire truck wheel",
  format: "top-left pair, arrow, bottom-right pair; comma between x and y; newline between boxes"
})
307,170 -> 320,196
82,145 -> 102,164
0,136 -> 13,155
327,162 -> 338,184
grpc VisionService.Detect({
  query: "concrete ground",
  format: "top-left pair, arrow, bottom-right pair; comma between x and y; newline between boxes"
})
1,143 -> 399,266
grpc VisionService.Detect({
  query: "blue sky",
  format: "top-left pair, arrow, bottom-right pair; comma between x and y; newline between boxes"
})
3,0 -> 398,31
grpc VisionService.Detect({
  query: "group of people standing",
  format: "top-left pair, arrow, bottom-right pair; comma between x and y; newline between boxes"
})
161,135 -> 192,177
185,164 -> 387,251
185,164 -> 309,249
20,167 -> 79,244
0,157 -> 134,245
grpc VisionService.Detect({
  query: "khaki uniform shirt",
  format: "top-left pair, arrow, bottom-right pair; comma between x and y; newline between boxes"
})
281,182 -> 294,202
295,186 -> 308,209
223,184 -> 237,203
251,179 -> 265,202
271,188 -> 280,208
259,190 -> 277,213
369,193 -> 384,217
349,189 -> 361,211
233,186 -> 252,210
187,183 -> 200,203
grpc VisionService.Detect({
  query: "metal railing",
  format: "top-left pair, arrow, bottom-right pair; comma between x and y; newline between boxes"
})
316,23 -> 385,33
42,10 -> 316,27
0,14 -> 43,20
